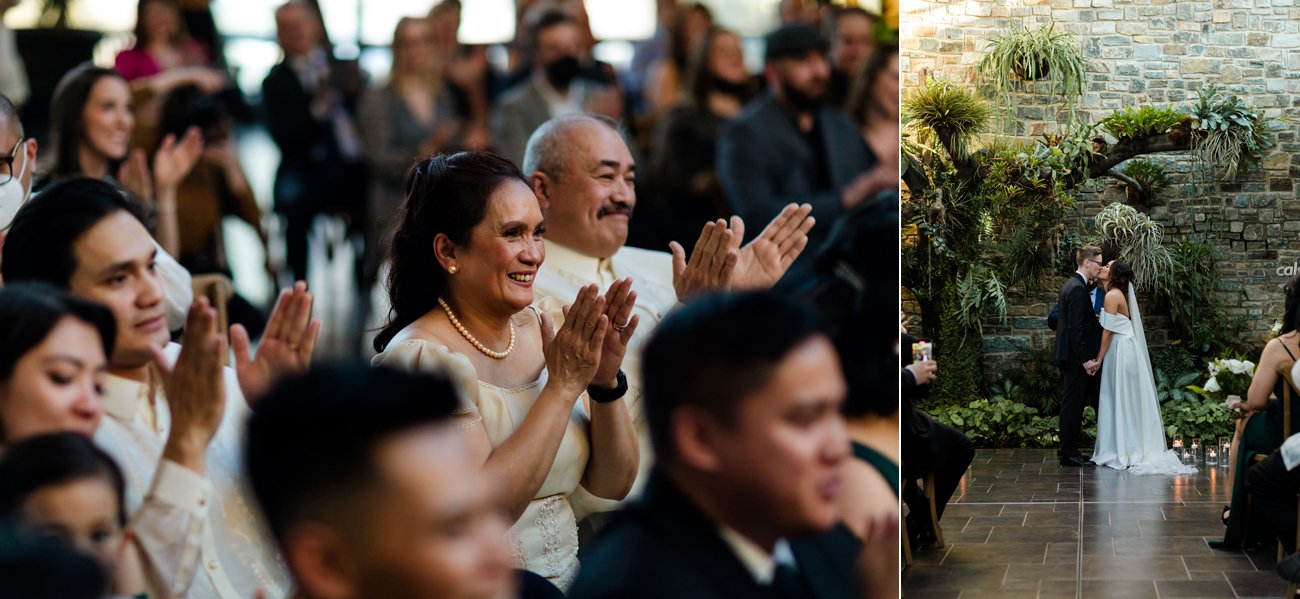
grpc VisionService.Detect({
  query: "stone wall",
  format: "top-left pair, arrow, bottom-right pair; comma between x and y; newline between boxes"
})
902,0 -> 1300,378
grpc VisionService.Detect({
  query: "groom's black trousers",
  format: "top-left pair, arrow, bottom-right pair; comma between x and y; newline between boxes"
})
1245,450 -> 1299,553
1059,362 -> 1089,458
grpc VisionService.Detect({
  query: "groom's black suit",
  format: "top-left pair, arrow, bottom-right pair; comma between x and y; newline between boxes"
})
1053,272 -> 1103,460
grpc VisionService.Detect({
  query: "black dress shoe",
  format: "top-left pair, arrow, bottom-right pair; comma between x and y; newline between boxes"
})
1060,456 -> 1095,467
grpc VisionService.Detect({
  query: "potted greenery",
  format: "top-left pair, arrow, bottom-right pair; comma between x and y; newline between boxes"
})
13,0 -> 103,141
977,22 -> 1086,105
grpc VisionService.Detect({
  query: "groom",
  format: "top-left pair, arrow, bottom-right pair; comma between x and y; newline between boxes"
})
1053,244 -> 1105,467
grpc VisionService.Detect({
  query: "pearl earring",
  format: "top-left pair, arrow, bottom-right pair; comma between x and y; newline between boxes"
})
448,264 -> 459,274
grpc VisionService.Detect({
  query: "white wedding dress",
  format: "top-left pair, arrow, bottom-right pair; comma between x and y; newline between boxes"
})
1091,287 -> 1197,474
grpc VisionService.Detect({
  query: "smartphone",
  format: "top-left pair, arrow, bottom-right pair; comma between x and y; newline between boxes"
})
912,341 -> 933,364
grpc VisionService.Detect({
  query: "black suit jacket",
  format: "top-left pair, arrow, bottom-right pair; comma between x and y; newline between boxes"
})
568,470 -> 862,599
261,57 -> 365,213
1052,273 -> 1101,366
716,94 -> 876,289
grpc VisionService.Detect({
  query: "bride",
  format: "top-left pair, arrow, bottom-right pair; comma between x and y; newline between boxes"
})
1090,260 -> 1196,474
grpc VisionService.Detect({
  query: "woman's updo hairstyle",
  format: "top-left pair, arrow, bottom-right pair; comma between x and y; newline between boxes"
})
374,152 -> 529,352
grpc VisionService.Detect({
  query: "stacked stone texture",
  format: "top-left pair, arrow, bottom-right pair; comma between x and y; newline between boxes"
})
902,0 -> 1300,377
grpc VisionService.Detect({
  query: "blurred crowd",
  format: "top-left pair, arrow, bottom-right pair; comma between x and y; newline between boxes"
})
0,0 -> 902,597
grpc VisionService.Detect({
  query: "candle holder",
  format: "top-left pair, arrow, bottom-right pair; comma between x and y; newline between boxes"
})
1191,438 -> 1202,463
1173,435 -> 1184,459
1219,436 -> 1231,468
1207,448 -> 1219,466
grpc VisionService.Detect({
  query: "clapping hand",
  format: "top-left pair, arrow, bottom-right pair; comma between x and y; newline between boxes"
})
155,297 -> 227,473
589,278 -> 641,389
153,127 -> 205,191
232,281 -> 320,403
670,219 -> 738,301
727,203 -> 815,290
540,284 -> 609,396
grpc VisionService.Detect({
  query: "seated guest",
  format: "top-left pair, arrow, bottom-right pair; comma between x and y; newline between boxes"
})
827,7 -> 878,109
650,26 -> 758,254
1247,437 -> 1300,560
0,283 -> 114,443
524,114 -> 815,512
0,94 -> 35,254
156,83 -> 269,337
0,432 -> 147,597
38,66 -> 204,329
900,328 -> 970,549
641,3 -> 714,119
492,10 -> 618,166
262,0 -> 368,284
372,152 -> 639,588
568,292 -> 861,598
246,364 -> 563,599
1216,274 -> 1300,549
3,177 -> 320,598
358,16 -> 466,287
845,44 -> 899,176
716,24 -> 894,290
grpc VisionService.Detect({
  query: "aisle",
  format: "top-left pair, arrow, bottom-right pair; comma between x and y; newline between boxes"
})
902,449 -> 1288,599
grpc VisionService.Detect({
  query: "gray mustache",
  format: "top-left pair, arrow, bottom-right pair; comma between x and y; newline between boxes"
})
598,205 -> 633,218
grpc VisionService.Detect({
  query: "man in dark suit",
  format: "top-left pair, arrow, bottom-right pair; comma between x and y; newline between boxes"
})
569,292 -> 861,599
1053,244 -> 1105,467
717,23 -> 895,291
262,1 -> 367,283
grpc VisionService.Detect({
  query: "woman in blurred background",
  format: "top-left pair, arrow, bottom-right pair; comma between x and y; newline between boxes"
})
649,26 -> 756,254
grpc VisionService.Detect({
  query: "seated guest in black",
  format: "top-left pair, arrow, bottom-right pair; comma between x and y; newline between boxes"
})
569,292 -> 861,599
244,364 -> 562,599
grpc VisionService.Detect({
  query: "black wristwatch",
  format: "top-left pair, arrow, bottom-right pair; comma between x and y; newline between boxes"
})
587,370 -> 628,403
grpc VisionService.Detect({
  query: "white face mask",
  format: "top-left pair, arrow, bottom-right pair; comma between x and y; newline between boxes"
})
0,141 -> 30,232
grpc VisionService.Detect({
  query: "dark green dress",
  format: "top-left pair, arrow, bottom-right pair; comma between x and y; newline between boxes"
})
1212,344 -> 1298,549
852,441 -> 900,497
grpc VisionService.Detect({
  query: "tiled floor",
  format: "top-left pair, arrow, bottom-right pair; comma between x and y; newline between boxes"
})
902,449 -> 1292,599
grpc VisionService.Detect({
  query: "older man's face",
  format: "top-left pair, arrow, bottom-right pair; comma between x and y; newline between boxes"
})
538,123 -> 636,259
0,116 -> 37,234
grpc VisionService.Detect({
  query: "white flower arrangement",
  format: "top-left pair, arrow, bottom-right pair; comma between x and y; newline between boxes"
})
1194,357 -> 1255,419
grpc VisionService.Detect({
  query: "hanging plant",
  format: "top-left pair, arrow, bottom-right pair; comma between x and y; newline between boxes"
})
977,23 -> 1087,110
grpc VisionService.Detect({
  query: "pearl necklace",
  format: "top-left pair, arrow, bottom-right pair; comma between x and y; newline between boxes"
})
437,297 -> 515,359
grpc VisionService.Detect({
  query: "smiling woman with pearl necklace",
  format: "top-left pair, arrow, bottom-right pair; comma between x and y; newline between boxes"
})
372,151 -> 640,589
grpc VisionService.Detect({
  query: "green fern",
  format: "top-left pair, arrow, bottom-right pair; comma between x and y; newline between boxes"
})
903,77 -> 992,160
1100,106 -> 1185,141
1093,202 -> 1175,291
955,263 -> 1009,337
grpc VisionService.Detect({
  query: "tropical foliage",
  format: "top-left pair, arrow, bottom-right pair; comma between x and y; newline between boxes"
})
977,23 -> 1087,113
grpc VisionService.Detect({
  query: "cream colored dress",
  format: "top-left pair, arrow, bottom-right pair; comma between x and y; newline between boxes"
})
372,338 -> 590,589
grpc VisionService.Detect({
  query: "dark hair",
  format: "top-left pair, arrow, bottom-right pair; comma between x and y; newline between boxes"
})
1283,275 -> 1300,336
0,283 -> 115,384
1107,261 -> 1135,297
529,10 -> 576,55
683,26 -> 757,108
0,530 -> 107,599
0,94 -> 20,139
375,152 -> 528,352
2,177 -> 145,288
157,84 -> 230,151
642,292 -> 827,461
245,364 -> 462,542
133,0 -> 190,49
44,64 -> 130,180
0,433 -> 128,527
809,195 -> 898,418
668,3 -> 714,71
845,44 -> 897,125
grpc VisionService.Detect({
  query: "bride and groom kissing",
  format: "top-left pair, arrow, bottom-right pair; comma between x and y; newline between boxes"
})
1052,245 -> 1194,474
